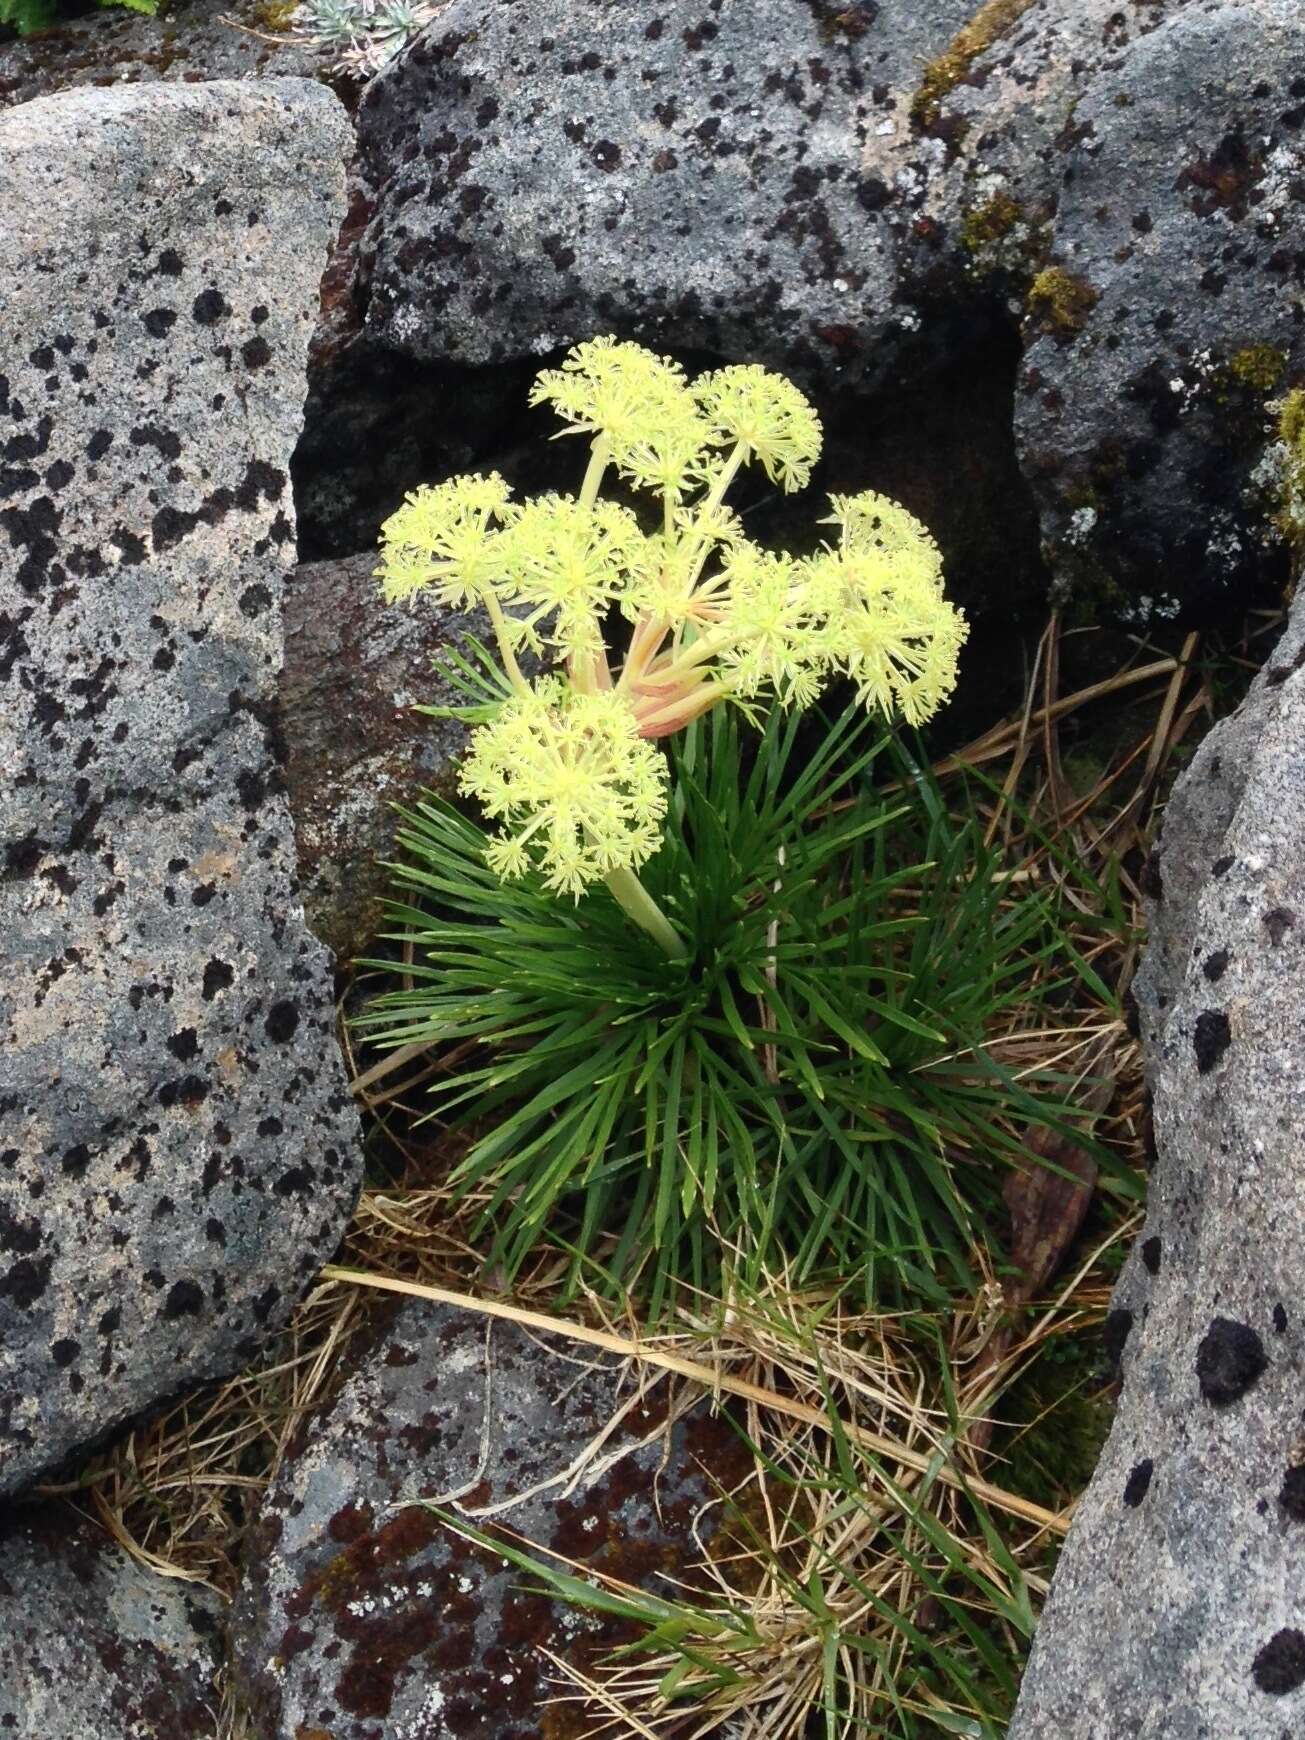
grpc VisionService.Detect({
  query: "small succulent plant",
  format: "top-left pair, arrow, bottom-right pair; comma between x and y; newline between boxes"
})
293,0 -> 443,75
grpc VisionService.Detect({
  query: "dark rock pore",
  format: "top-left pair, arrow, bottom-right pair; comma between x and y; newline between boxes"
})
1278,1464 -> 1305,1521
0,1504 -> 222,1738
1253,1629 -> 1305,1696
230,1300 -> 753,1740
1121,1458 -> 1154,1509
281,552 -> 483,957
1195,1316 -> 1268,1405
1102,1306 -> 1133,1372
1192,1008 -> 1232,1074
1009,591 -> 1305,1731
0,82 -> 362,1496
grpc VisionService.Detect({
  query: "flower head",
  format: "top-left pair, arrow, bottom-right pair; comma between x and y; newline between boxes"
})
694,364 -> 823,491
531,337 -> 710,500
460,679 -> 669,896
801,496 -> 967,726
375,473 -> 516,606
720,541 -> 823,705
503,495 -> 656,659
623,501 -> 744,632
824,491 -> 946,590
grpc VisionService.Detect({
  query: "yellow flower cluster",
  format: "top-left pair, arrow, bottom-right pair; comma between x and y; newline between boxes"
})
376,337 -> 966,899
377,472 -> 516,607
531,337 -> 708,502
695,363 -> 823,492
459,679 -> 668,897
804,493 -> 967,726
506,494 -> 652,661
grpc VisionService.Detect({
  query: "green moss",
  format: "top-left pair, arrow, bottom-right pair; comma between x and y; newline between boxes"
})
1273,386 -> 1305,550
1025,267 -> 1100,339
1,0 -> 159,29
1060,563 -> 1129,628
1227,344 -> 1287,395
911,0 -> 1039,130
959,190 -> 1023,253
1001,1331 -> 1115,1514
1279,385 -> 1305,450
255,0 -> 297,24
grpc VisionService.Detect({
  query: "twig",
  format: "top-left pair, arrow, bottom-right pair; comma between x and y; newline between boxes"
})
216,13 -> 297,47
932,657 -> 1180,777
318,1265 -> 1072,1534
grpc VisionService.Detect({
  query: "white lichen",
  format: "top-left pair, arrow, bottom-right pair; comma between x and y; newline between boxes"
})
1066,505 -> 1097,546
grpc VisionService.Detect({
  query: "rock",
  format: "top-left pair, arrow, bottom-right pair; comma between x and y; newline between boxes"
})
230,1300 -> 752,1740
0,81 -> 362,1495
0,0 -> 323,110
1013,0 -> 1305,618
282,552 -> 481,957
353,0 -> 972,382
1009,593 -> 1305,1733
0,1502 -> 223,1740
338,0 -> 1302,619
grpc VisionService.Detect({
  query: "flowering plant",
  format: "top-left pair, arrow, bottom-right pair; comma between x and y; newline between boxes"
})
358,342 -> 1091,1312
376,339 -> 967,956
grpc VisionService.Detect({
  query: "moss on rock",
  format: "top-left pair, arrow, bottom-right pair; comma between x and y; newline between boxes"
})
912,0 -> 1039,131
1273,386 -> 1305,553
959,190 -> 1023,252
1025,267 -> 1100,339
1227,343 -> 1287,395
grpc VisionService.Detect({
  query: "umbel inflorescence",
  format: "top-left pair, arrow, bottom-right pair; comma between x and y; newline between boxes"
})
376,338 -> 967,951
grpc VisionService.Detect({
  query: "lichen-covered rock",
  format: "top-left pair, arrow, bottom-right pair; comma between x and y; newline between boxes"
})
354,0 -> 976,382
0,1503 -> 223,1740
344,0 -> 1302,619
0,80 -> 361,1496
1009,595 -> 1305,1732
229,1301 -> 750,1740
1014,0 -> 1305,617
282,552 -> 481,956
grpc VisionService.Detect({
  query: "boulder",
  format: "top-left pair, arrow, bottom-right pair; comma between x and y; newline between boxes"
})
352,0 -> 972,382
0,80 -> 362,1496
339,0 -> 1303,618
282,551 -> 480,958
1014,0 -> 1305,618
229,1300 -> 752,1740
1009,592 -> 1305,1731
0,1503 -> 223,1740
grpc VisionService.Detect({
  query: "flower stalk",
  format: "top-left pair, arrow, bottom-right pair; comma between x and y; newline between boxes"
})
603,866 -> 687,959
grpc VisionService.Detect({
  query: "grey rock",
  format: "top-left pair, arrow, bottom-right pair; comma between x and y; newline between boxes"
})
282,551 -> 480,957
1010,594 -> 1305,1732
354,0 -> 976,382
342,0 -> 1300,618
229,1300 -> 753,1739
0,80 -> 362,1496
0,1503 -> 223,1740
1014,0 -> 1305,617
0,0 -> 323,111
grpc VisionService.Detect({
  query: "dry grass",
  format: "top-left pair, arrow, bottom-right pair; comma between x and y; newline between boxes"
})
28,610 -> 1285,1737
